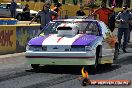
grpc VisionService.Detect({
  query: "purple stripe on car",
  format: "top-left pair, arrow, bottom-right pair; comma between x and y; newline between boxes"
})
72,34 -> 98,45
28,35 -> 49,45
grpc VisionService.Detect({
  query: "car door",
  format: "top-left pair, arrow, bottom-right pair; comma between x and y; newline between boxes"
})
99,22 -> 115,58
0,4 -> 11,17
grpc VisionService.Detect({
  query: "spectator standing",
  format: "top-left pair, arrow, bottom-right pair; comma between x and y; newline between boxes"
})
79,0 -> 82,5
29,2 -> 58,30
93,3 -> 113,26
128,9 -> 132,43
128,23 -> 132,43
76,5 -> 86,16
73,0 -> 78,5
22,4 -> 30,21
108,6 -> 115,32
10,0 -> 17,18
52,2 -> 62,20
116,5 -> 132,53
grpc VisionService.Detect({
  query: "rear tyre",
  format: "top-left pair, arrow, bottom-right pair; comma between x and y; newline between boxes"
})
31,64 -> 40,70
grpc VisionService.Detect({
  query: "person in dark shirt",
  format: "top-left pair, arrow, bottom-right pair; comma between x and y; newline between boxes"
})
108,6 -> 115,32
76,5 -> 86,16
10,0 -> 17,18
29,2 -> 58,30
116,5 -> 132,53
22,4 -> 30,21
128,9 -> 132,43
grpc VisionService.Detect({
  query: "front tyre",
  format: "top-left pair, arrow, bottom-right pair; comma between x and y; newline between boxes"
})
114,43 -> 119,62
95,45 -> 101,68
91,46 -> 101,73
31,64 -> 40,70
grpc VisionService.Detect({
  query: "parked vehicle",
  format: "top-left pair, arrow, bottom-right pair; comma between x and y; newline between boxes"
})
0,3 -> 38,20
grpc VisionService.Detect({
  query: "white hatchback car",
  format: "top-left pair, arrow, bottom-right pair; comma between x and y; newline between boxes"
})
0,3 -> 38,20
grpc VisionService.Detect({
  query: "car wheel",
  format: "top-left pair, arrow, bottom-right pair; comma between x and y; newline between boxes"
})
16,14 -> 22,21
114,43 -> 119,62
90,46 -> 101,73
31,64 -> 40,70
95,45 -> 101,68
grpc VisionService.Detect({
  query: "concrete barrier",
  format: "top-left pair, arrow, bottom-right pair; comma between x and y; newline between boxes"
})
0,22 -> 40,54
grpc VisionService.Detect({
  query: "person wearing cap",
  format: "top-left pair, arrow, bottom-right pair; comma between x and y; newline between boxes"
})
29,2 -> 58,30
76,5 -> 86,16
52,2 -> 62,20
22,4 -> 30,21
116,5 -> 132,53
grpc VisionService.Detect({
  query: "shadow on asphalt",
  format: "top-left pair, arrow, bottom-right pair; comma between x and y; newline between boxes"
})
26,65 -> 121,75
118,56 -> 132,65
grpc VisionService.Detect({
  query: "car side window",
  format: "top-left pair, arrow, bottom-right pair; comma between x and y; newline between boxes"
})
0,4 -> 7,9
99,22 -> 111,39
85,22 -> 99,35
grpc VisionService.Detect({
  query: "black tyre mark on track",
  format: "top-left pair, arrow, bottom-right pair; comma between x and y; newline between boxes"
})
0,70 -> 35,82
23,75 -> 78,88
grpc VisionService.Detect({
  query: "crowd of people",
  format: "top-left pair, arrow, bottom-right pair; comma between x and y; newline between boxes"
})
76,3 -> 132,53
9,0 -> 132,53
9,0 -> 31,20
116,5 -> 132,53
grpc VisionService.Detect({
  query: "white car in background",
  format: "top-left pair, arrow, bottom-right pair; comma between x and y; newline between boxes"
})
0,3 -> 38,20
